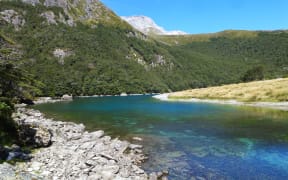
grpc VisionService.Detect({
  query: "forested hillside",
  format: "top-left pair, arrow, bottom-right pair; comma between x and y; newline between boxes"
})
1,0 -> 288,97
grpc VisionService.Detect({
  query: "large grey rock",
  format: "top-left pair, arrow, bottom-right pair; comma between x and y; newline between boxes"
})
40,11 -> 57,25
34,127 -> 52,147
61,94 -> 73,100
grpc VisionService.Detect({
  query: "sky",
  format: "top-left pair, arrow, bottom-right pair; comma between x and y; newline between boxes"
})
101,0 -> 288,34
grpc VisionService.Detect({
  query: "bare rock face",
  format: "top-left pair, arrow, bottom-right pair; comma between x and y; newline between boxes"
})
53,48 -> 73,65
151,55 -> 166,67
43,0 -> 68,9
21,0 -> 115,25
150,54 -> 174,70
21,0 -> 40,6
0,10 -> 25,31
40,11 -> 57,25
40,11 -> 75,26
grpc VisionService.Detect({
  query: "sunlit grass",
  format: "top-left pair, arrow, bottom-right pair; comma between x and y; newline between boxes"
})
169,78 -> 288,102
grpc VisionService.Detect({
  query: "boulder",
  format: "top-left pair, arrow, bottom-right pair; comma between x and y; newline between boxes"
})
61,94 -> 73,101
18,124 -> 52,147
34,127 -> 52,147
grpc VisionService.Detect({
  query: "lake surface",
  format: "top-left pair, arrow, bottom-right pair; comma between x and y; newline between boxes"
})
34,96 -> 288,179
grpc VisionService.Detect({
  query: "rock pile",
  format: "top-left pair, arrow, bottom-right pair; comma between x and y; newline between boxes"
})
0,107 -> 169,179
10,108 -> 148,179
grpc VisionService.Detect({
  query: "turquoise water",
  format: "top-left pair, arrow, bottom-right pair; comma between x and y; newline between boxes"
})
34,96 -> 288,179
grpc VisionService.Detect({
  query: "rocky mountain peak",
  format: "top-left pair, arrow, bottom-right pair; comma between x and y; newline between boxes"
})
121,15 -> 187,35
17,0 -> 121,26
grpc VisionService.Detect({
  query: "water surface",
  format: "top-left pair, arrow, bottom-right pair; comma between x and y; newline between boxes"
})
34,96 -> 288,179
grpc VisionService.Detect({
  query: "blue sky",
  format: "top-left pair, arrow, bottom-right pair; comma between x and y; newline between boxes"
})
101,0 -> 288,34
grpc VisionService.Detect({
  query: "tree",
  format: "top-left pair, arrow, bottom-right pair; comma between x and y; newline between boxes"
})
0,62 -> 43,100
0,62 -> 43,144
0,98 -> 17,144
242,66 -> 264,82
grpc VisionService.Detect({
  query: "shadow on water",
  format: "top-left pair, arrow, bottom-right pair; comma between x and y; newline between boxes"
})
34,96 -> 288,179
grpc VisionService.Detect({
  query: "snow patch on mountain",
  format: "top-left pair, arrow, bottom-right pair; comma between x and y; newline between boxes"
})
121,15 -> 187,35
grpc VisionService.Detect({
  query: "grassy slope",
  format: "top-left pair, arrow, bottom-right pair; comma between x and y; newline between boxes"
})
169,78 -> 288,102
155,30 -> 259,45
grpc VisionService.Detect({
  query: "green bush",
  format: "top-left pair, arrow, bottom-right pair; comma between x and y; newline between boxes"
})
242,66 -> 264,82
0,99 -> 17,145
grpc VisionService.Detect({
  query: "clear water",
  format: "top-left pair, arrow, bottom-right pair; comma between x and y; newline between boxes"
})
34,96 -> 288,179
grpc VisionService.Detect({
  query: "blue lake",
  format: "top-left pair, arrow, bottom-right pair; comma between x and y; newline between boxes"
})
34,96 -> 288,179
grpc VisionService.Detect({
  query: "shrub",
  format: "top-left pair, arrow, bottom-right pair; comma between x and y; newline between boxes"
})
242,66 -> 264,82
0,99 -> 17,145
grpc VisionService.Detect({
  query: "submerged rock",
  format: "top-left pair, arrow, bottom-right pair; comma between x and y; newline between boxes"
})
133,137 -> 143,141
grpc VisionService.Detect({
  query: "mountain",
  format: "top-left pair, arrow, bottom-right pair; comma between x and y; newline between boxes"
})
121,15 -> 187,35
7,0 -> 130,27
0,0 -> 176,96
1,0 -> 288,97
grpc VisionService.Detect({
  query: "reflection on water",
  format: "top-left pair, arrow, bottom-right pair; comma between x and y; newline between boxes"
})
35,96 -> 288,179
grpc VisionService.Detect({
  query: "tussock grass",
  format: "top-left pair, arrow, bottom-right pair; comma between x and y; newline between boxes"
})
169,78 -> 288,102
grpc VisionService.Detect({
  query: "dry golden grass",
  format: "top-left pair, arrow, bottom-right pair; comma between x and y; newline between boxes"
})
169,78 -> 288,102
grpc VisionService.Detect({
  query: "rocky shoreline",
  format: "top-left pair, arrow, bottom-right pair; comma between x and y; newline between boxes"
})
0,107 -> 168,180
33,95 -> 73,104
